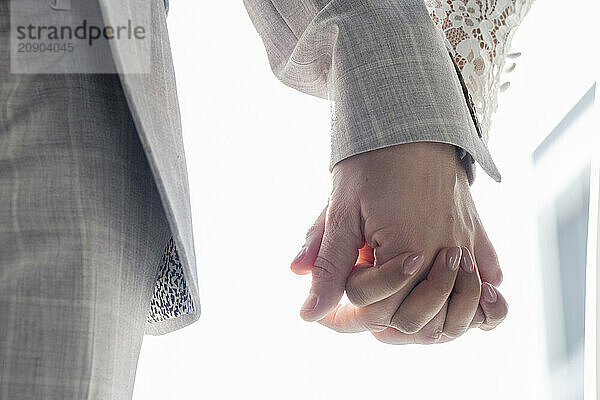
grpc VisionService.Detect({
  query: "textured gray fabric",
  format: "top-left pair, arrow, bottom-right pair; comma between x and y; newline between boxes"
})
0,0 -> 193,396
0,58 -> 172,400
243,0 -> 501,182
97,0 -> 202,335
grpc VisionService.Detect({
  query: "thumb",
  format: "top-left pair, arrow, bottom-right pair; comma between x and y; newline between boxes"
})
300,202 -> 363,322
290,206 -> 327,275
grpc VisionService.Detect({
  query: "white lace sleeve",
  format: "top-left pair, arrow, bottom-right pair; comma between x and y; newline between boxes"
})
425,0 -> 535,143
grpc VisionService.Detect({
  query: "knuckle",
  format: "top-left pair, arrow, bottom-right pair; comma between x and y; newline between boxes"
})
480,322 -> 500,331
481,303 -> 508,331
420,329 -> 443,345
348,273 -> 397,308
375,229 -> 423,251
472,310 -> 485,326
372,332 -> 403,346
420,336 -> 441,345
443,324 -> 468,339
466,291 -> 483,305
489,247 -> 500,266
363,320 -> 389,332
356,304 -> 390,330
428,278 -> 453,300
487,298 -> 509,321
391,313 -> 422,334
456,280 -> 482,301
371,233 -> 424,267
311,258 -> 338,284
494,268 -> 504,286
444,211 -> 458,228
493,306 -> 509,324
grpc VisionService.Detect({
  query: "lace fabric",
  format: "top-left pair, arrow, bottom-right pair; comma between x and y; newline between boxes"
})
425,0 -> 535,143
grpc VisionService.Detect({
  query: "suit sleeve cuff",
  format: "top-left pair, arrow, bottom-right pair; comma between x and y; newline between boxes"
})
322,2 -> 500,183
326,31 -> 501,183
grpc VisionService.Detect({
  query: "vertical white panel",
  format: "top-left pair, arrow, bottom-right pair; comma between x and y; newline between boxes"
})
584,81 -> 599,400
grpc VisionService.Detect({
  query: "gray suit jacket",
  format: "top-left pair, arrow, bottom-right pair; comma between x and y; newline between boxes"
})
99,0 -> 500,335
98,0 -> 200,335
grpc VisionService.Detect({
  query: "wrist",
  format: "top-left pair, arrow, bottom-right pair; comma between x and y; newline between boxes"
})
331,142 -> 471,202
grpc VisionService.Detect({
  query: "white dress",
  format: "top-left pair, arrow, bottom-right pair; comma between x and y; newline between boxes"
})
425,0 -> 536,143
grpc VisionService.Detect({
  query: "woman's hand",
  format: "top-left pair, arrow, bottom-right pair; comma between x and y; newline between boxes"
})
325,246 -> 507,343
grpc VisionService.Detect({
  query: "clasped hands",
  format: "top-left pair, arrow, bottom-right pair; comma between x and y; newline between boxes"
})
290,142 -> 508,344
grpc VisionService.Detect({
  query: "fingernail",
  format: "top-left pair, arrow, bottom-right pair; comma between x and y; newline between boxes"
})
482,283 -> 497,303
403,254 -> 424,275
292,247 -> 307,265
446,247 -> 461,271
301,293 -> 319,311
461,248 -> 475,273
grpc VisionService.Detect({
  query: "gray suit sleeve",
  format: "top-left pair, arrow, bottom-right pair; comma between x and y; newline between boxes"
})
243,0 -> 501,182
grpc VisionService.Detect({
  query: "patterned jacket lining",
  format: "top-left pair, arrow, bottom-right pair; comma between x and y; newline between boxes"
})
147,237 -> 195,324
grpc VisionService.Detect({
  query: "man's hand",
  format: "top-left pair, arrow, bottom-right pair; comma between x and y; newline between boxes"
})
290,142 -> 507,341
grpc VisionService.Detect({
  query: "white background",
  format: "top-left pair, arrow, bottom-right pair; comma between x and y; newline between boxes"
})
133,1 -> 598,399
